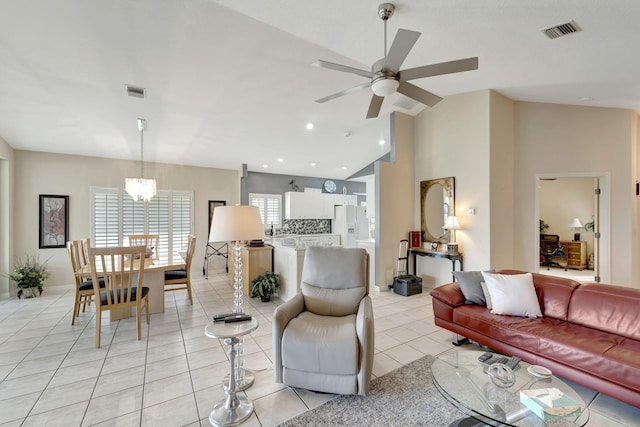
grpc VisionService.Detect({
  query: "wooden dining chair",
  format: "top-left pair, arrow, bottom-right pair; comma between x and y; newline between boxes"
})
164,235 -> 196,304
127,234 -> 160,259
87,245 -> 150,348
68,239 -> 95,325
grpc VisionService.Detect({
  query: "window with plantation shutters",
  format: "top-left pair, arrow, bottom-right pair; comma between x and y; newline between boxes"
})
249,193 -> 282,229
91,188 -> 193,258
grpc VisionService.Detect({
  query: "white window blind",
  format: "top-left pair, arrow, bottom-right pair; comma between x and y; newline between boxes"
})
91,187 -> 193,258
249,193 -> 282,229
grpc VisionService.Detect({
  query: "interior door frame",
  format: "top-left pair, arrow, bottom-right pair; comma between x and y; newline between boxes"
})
534,173 -> 610,283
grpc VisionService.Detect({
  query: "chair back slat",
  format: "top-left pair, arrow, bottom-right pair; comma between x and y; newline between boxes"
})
127,234 -> 159,258
88,246 -> 146,308
185,235 -> 196,270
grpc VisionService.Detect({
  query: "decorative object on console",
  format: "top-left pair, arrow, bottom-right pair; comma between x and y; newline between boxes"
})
442,215 -> 460,254
208,205 -> 264,390
569,217 -> 583,241
125,118 -> 156,202
409,231 -> 422,248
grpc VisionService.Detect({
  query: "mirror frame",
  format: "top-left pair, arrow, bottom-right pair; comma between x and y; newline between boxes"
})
420,177 -> 455,244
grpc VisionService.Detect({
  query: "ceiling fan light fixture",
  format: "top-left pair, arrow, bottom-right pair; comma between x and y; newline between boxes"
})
371,77 -> 399,97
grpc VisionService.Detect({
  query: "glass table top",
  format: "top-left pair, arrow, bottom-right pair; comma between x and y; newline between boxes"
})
431,350 -> 590,426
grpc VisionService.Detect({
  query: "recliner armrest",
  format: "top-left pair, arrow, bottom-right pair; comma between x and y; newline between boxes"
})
356,295 -> 374,395
272,293 -> 305,382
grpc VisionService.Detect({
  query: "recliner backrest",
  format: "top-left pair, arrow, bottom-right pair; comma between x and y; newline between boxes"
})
300,246 -> 368,316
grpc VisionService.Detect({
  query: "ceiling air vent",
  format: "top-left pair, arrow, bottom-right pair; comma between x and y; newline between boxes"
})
125,85 -> 146,99
542,20 -> 581,40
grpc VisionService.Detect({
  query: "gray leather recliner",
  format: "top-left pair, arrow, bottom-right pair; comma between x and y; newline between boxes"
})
272,246 -> 374,395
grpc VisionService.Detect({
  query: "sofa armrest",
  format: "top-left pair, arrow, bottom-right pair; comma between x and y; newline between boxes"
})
430,282 -> 465,307
272,293 -> 305,382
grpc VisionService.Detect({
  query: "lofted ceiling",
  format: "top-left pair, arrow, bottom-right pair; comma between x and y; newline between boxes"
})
1,0 -> 639,180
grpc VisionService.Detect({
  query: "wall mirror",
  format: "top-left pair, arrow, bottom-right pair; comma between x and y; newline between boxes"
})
420,177 -> 455,244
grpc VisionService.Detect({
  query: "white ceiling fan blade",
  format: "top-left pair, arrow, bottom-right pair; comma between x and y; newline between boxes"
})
400,57 -> 479,82
315,82 -> 372,103
312,60 -> 374,79
397,82 -> 442,107
382,29 -> 421,72
366,95 -> 384,119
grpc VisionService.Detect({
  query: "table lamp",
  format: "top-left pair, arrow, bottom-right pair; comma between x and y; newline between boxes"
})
442,215 -> 460,254
208,205 -> 264,390
569,217 -> 583,242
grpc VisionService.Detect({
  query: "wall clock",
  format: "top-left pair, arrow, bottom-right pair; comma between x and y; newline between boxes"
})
323,180 -> 337,193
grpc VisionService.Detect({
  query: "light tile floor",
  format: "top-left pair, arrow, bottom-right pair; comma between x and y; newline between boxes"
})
0,270 -> 638,426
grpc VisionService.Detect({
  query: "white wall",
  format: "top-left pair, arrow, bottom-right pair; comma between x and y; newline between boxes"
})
13,150 -> 239,291
0,137 -> 14,298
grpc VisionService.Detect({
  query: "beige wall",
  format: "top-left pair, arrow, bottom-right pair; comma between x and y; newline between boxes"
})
514,103 -> 635,284
13,150 -> 239,292
414,91 -> 639,288
539,178 -> 595,257
0,137 -> 14,297
376,113 -> 415,287
414,90 -> 493,285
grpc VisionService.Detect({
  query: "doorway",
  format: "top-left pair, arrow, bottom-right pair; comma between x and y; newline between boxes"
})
535,174 -> 610,283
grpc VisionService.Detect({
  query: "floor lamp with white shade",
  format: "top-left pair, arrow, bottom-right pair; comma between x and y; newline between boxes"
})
208,205 -> 265,390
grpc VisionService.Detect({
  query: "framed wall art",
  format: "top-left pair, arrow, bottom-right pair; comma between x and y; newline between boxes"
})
208,200 -> 226,232
39,195 -> 69,248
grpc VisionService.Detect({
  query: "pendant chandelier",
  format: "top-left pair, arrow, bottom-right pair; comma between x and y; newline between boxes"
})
125,118 -> 156,202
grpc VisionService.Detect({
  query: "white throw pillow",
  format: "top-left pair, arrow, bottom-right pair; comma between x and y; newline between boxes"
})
481,272 -> 542,318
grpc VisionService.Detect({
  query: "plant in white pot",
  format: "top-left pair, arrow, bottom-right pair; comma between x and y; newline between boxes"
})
250,271 -> 280,302
7,253 -> 49,299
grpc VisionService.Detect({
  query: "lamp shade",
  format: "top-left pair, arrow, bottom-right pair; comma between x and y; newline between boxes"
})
442,216 -> 460,230
569,218 -> 584,228
208,205 -> 265,242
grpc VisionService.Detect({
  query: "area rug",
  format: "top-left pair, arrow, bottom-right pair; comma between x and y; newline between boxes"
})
277,355 -> 465,426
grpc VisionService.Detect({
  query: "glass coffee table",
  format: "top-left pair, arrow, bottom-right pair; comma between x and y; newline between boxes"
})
432,350 -> 590,426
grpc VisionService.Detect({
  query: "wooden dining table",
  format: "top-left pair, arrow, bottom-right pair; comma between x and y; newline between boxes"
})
75,252 -> 186,321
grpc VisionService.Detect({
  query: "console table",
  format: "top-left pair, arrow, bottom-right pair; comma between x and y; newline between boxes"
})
409,248 -> 463,281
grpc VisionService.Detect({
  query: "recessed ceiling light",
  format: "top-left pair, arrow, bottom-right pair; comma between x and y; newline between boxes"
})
277,158 -> 284,163
262,164 -> 269,168
311,162 -> 317,167
341,166 -> 347,170
379,139 -> 385,145
306,123 -> 314,130
579,96 -> 595,102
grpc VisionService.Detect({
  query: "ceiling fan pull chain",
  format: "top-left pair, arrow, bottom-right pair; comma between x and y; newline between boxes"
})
384,19 -> 387,58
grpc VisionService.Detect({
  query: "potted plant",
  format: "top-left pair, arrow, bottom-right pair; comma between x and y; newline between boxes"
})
7,253 -> 49,299
250,271 -> 280,302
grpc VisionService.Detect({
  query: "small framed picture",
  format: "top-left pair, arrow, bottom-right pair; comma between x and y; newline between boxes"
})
208,200 -> 226,231
39,195 -> 69,248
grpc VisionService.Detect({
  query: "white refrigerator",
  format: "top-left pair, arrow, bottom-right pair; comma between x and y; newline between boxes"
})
332,205 -> 368,248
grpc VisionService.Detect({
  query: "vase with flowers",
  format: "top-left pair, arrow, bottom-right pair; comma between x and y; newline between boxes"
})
7,253 -> 49,298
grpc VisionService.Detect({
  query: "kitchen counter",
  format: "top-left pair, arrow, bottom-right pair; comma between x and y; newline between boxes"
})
267,233 -> 341,249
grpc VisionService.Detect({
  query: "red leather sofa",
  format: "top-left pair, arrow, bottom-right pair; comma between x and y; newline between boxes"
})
430,269 -> 640,408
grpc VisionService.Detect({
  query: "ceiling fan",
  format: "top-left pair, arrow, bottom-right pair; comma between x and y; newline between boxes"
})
313,3 -> 479,119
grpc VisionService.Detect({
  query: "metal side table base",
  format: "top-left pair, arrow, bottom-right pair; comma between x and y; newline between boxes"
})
223,369 -> 255,391
209,336 -> 253,426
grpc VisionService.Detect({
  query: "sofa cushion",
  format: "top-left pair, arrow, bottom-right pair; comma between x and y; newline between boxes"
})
568,283 -> 640,341
482,272 -> 542,318
454,270 -> 494,306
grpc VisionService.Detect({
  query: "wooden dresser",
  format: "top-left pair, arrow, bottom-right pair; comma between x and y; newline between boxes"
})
228,245 -> 274,296
560,241 -> 587,270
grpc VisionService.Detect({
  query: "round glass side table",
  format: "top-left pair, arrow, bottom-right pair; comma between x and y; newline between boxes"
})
204,317 -> 259,426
